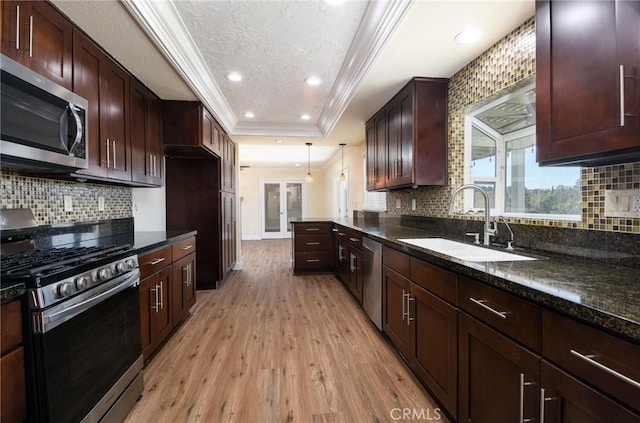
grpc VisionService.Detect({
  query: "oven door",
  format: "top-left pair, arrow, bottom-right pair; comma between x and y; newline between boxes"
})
28,272 -> 141,423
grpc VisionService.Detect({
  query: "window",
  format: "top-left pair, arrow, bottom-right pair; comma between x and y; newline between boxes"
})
465,83 -> 580,220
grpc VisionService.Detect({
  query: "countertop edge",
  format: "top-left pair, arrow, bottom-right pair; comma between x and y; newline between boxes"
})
134,230 -> 198,255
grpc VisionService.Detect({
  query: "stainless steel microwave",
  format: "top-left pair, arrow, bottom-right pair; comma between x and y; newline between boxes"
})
1,54 -> 88,171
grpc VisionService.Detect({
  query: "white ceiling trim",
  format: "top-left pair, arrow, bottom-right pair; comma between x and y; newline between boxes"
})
317,0 -> 414,136
121,0 -> 237,133
233,122 -> 323,138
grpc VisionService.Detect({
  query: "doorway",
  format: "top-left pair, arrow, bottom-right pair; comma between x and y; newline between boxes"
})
260,179 -> 307,239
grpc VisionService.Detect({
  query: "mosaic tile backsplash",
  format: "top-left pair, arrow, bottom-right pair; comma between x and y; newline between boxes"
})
0,170 -> 132,225
387,17 -> 640,235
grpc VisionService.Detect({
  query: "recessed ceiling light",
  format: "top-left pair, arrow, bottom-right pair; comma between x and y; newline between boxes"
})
305,76 -> 323,86
275,139 -> 283,143
244,111 -> 255,118
226,71 -> 243,82
454,29 -> 484,45
300,113 -> 311,121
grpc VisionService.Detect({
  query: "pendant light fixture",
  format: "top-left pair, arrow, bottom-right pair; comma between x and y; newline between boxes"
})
305,142 -> 313,183
338,143 -> 346,182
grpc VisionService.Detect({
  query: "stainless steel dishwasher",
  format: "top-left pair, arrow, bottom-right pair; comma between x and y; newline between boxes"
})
362,237 -> 382,330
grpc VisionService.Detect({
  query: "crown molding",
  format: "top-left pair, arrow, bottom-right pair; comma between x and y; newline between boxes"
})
317,0 -> 414,136
121,0 -> 237,133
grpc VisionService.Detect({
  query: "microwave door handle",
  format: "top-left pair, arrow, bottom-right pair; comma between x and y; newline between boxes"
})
59,104 -> 70,153
68,104 -> 83,156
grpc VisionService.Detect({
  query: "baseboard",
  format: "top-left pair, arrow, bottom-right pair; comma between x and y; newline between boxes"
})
233,261 -> 243,270
242,234 -> 261,241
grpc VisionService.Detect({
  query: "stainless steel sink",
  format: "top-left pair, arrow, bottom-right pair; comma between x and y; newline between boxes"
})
397,238 -> 537,262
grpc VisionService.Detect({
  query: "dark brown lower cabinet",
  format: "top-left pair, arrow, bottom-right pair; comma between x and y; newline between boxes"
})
382,265 -> 413,360
139,267 -> 172,360
541,360 -> 640,423
171,253 -> 196,326
411,284 -> 458,420
458,312 -> 540,423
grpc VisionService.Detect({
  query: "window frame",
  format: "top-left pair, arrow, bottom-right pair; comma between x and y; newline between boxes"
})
464,83 -> 581,222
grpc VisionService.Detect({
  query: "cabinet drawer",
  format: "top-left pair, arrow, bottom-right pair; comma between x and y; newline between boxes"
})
139,245 -> 172,279
459,276 -> 541,351
543,310 -> 640,413
1,346 -> 26,423
345,229 -> 362,249
410,257 -> 458,305
294,223 -> 331,234
1,300 -> 22,355
383,246 -> 410,278
295,252 -> 332,271
172,236 -> 196,261
295,234 -> 332,252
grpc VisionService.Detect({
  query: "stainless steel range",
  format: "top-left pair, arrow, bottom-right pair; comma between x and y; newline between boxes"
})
0,209 -> 143,423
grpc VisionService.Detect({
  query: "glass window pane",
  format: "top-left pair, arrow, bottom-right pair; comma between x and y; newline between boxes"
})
505,135 -> 580,215
472,182 -> 495,210
471,126 -> 496,178
264,183 -> 280,233
286,183 -> 302,231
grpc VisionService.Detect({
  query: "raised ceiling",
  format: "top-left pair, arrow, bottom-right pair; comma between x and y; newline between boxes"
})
51,0 -> 534,170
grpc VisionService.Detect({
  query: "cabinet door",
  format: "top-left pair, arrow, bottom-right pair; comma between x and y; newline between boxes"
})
349,249 -> 363,304
101,60 -> 131,181
458,312 -> 540,423
72,30 -> 107,178
536,0 -> 640,165
130,79 -> 149,184
373,110 -> 387,190
152,267 -> 172,347
1,2 -> 72,89
386,100 -> 400,186
382,266 -> 412,360
139,277 -> 154,359
147,90 -> 164,185
365,119 -> 377,191
172,253 -> 196,326
397,85 -> 414,185
541,361 -> 640,423
336,240 -> 350,285
0,347 -> 26,423
411,284 -> 458,420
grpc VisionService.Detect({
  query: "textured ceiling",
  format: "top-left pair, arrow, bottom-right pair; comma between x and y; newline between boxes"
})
173,0 -> 369,127
51,0 -> 535,170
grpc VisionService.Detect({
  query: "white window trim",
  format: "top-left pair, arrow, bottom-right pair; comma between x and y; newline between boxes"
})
464,83 -> 580,221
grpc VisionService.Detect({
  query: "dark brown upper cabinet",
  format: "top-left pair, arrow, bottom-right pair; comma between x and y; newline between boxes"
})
365,77 -> 448,190
1,1 -> 73,90
131,79 -> 163,186
536,0 -> 640,166
163,101 -> 224,158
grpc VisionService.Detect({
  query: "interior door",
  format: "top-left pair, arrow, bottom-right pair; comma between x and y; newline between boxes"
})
261,180 -> 306,239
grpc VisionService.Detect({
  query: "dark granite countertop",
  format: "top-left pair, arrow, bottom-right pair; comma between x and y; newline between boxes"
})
292,218 -> 640,344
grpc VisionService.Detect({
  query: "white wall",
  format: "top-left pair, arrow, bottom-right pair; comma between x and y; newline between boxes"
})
132,185 -> 166,231
240,168 -> 329,240
321,143 -> 365,218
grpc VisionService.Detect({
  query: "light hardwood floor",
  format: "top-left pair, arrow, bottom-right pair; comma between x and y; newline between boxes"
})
124,239 -> 447,423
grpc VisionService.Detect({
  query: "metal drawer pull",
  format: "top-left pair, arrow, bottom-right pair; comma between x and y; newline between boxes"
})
183,266 -> 189,285
113,140 -> 117,168
402,289 -> 406,321
147,257 -> 166,266
407,296 -> 415,325
180,245 -> 194,251
519,373 -> 535,423
306,242 -> 320,246
306,259 -> 320,263
349,237 -> 359,242
28,15 -> 33,58
469,297 -> 507,319
570,349 -> 640,389
15,6 -> 19,50
332,228 -> 339,232
338,232 -> 346,236
539,388 -> 557,423
106,139 -> 110,168
620,65 -> 625,127
306,228 -> 320,231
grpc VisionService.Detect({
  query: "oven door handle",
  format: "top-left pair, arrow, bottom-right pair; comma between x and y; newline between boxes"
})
33,272 -> 140,334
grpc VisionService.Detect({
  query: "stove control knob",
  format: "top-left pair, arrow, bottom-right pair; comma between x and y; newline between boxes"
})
125,259 -> 135,269
97,268 -> 111,281
75,276 -> 90,290
58,282 -> 74,297
115,261 -> 129,273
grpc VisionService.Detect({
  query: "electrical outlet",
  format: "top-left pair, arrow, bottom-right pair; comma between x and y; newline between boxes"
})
633,196 -> 640,212
98,196 -> 105,211
64,196 -> 73,212
395,199 -> 401,209
605,189 -> 640,217
411,198 -> 416,211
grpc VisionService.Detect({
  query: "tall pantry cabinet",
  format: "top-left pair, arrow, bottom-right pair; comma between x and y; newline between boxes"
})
163,101 -> 237,289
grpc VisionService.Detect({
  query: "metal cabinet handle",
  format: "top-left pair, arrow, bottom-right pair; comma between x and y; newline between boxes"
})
570,349 -> 640,389
406,296 -> 415,325
349,237 -> 359,242
519,373 -> 535,423
338,232 -> 346,237
306,259 -> 320,263
106,139 -> 110,168
350,253 -> 356,272
332,228 -> 339,232
146,257 -> 166,266
153,155 -> 156,177
28,15 -> 33,58
158,281 -> 163,310
183,265 -> 189,285
306,228 -> 320,231
402,289 -> 406,321
151,284 -> 159,313
338,245 -> 344,261
180,245 -> 194,251
620,65 -> 625,127
306,242 -> 320,246
113,140 -> 117,169
469,297 -> 507,319
15,5 -> 20,50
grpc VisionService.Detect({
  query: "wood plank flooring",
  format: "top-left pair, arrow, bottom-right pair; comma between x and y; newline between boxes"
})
124,239 -> 447,423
